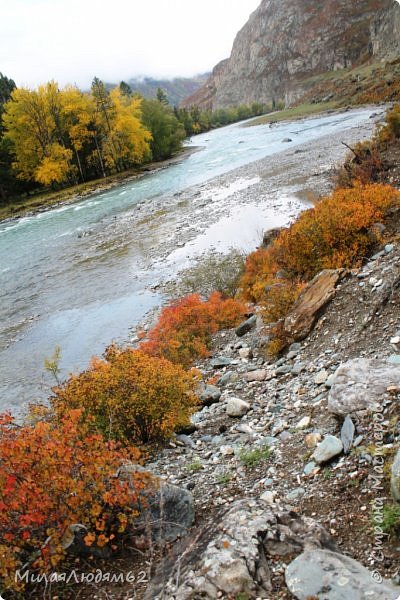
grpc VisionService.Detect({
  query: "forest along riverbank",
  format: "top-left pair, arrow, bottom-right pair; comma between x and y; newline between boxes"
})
0,107 -> 382,413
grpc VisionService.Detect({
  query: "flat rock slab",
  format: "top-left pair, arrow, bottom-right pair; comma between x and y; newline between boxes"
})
328,358 -> 400,415
285,549 -> 400,599
284,269 -> 344,341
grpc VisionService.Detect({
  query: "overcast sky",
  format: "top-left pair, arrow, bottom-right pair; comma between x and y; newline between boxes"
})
0,0 -> 261,88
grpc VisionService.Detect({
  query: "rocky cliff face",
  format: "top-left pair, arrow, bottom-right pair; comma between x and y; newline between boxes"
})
183,0 -> 400,109
371,0 -> 400,60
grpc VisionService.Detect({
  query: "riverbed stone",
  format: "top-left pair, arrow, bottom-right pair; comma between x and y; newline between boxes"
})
312,435 -> 343,464
226,397 -> 250,417
211,356 -> 232,368
217,371 -> 238,386
244,369 -> 267,382
285,549 -> 400,600
328,358 -> 400,415
197,383 -> 222,406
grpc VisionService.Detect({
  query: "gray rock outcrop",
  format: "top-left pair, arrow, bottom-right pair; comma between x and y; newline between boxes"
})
328,358 -> 400,415
145,498 -> 337,599
183,0 -> 400,110
286,548 -> 400,599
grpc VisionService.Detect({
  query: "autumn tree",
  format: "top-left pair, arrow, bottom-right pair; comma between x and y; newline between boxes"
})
3,82 -> 74,186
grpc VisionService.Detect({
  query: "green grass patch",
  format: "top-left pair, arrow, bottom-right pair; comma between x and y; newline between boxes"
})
246,101 -> 341,127
238,446 -> 272,468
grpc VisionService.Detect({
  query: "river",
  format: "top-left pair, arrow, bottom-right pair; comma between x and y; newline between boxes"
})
0,107 -> 379,413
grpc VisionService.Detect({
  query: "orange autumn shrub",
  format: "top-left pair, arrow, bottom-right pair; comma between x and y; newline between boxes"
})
240,246 -> 279,303
140,292 -> 247,367
273,183 -> 400,280
0,409 -> 146,591
51,347 -> 198,443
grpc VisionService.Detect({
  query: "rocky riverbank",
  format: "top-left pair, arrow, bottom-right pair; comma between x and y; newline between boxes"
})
141,236 -> 400,599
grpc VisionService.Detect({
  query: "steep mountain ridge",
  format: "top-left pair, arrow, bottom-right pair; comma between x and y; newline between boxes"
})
183,0 -> 400,110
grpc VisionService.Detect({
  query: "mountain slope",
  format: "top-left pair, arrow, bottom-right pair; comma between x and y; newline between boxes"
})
183,0 -> 400,110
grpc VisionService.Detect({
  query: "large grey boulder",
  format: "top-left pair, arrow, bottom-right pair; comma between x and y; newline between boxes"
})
391,448 -> 400,501
145,498 -> 337,599
285,549 -> 400,599
328,358 -> 400,415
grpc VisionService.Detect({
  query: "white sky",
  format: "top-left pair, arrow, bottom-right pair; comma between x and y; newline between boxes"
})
0,0 -> 261,88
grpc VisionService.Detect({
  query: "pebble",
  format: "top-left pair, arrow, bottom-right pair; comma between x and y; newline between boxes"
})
296,416 -> 311,430
305,432 -> 322,449
314,369 -> 329,385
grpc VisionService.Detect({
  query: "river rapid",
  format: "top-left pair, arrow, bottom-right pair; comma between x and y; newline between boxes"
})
0,107 -> 382,413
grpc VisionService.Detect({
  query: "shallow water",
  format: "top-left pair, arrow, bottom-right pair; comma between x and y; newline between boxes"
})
0,108 -> 374,412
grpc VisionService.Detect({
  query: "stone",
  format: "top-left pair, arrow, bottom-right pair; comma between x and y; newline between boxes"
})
285,549 -> 400,600
312,435 -> 343,464
220,445 -> 234,456
325,372 -> 337,388
286,487 -> 305,501
197,383 -> 222,406
305,432 -> 322,449
235,315 -> 257,337
260,490 -> 276,504
176,434 -> 196,449
211,356 -> 232,368
118,464 -> 195,544
304,461 -> 318,476
282,137 -> 293,142
328,358 -> 400,415
284,269 -> 345,341
217,371 -> 238,386
276,364 -> 292,374
226,397 -> 250,417
314,369 -> 329,385
296,416 -> 311,430
340,415 -> 355,454
385,243 -> 395,253
238,347 -> 253,359
291,363 -> 305,375
289,342 -> 302,353
244,369 -> 267,382
145,499 -> 337,599
391,449 -> 400,501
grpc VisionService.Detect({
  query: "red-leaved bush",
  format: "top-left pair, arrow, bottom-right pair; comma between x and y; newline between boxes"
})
140,292 -> 247,367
